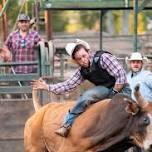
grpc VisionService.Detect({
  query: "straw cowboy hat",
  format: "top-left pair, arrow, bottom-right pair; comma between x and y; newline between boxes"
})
65,39 -> 90,58
125,52 -> 148,65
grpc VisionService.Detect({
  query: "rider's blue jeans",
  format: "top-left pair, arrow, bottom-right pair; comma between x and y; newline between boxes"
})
63,84 -> 131,127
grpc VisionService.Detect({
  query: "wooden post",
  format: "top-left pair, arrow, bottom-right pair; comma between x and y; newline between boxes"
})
45,10 -> 52,40
0,4 -> 2,46
35,0 -> 40,31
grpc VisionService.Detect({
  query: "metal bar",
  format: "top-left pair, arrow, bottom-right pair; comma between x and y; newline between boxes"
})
43,1 -> 126,9
138,0 -> 152,12
0,61 -> 38,66
0,98 -> 32,102
60,54 -> 64,79
0,74 -> 39,81
0,86 -> 32,94
39,41 -> 46,76
43,7 -> 152,11
100,10 -> 103,49
11,67 -> 28,99
48,40 -> 54,77
133,0 -> 138,52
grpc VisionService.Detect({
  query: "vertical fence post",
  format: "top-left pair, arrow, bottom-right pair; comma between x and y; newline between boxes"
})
133,0 -> 138,52
38,41 -> 54,103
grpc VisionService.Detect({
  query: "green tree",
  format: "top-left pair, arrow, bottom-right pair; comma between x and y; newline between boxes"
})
6,0 -> 19,28
79,11 -> 100,30
52,11 -> 69,32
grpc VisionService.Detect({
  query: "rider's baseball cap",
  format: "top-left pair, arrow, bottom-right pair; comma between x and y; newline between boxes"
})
17,13 -> 30,21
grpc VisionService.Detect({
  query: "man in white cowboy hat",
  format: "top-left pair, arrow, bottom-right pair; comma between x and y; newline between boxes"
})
32,39 -> 131,137
126,52 -> 152,101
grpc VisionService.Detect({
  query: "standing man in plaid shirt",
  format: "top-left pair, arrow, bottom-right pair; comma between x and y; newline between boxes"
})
2,13 -> 42,74
32,39 -> 131,137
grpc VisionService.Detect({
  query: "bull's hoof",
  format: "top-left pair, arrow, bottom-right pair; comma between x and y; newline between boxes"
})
55,125 -> 71,137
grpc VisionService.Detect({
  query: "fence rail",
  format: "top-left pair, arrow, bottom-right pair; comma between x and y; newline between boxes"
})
0,41 -> 54,101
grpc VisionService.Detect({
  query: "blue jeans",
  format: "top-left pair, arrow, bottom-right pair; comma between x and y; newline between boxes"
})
63,84 -> 131,127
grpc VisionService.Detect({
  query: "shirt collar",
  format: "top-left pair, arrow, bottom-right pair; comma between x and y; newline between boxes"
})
131,69 -> 143,78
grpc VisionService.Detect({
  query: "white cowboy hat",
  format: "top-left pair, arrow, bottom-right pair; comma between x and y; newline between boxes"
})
125,52 -> 148,64
65,39 -> 90,57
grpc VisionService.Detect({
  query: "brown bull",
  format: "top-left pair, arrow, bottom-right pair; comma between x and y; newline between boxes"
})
24,86 -> 152,152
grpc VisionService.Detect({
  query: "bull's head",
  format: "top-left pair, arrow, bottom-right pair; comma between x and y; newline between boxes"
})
126,85 -> 152,151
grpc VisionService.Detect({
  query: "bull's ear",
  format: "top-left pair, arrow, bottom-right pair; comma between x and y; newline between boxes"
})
134,84 -> 148,107
125,101 -> 140,115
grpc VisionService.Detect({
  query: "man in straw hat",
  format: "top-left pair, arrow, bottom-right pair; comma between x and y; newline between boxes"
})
32,39 -> 131,137
126,52 -> 152,101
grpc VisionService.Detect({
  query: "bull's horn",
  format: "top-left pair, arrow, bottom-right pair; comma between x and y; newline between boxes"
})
134,84 -> 147,107
32,89 -> 42,112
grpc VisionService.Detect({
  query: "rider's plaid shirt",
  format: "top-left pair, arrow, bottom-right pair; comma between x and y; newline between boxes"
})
5,29 -> 41,74
49,52 -> 128,94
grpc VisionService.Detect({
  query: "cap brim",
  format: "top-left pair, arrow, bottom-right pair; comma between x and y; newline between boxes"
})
18,20 -> 29,21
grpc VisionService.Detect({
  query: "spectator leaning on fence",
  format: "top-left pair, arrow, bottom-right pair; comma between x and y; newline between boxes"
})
2,13 -> 42,74
32,39 -> 131,137
126,52 -> 152,102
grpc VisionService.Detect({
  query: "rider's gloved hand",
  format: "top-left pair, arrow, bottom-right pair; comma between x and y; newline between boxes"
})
108,88 -> 119,98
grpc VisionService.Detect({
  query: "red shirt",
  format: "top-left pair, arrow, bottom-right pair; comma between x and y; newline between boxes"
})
5,29 -> 41,73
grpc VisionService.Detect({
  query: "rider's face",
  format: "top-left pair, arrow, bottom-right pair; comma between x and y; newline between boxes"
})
74,48 -> 90,68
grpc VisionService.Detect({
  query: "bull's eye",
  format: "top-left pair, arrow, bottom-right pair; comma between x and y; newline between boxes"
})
143,116 -> 150,126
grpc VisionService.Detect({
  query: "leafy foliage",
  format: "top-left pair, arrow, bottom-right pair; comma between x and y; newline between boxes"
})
6,1 -> 19,28
79,11 -> 100,30
52,11 -> 69,32
1,0 -> 152,33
